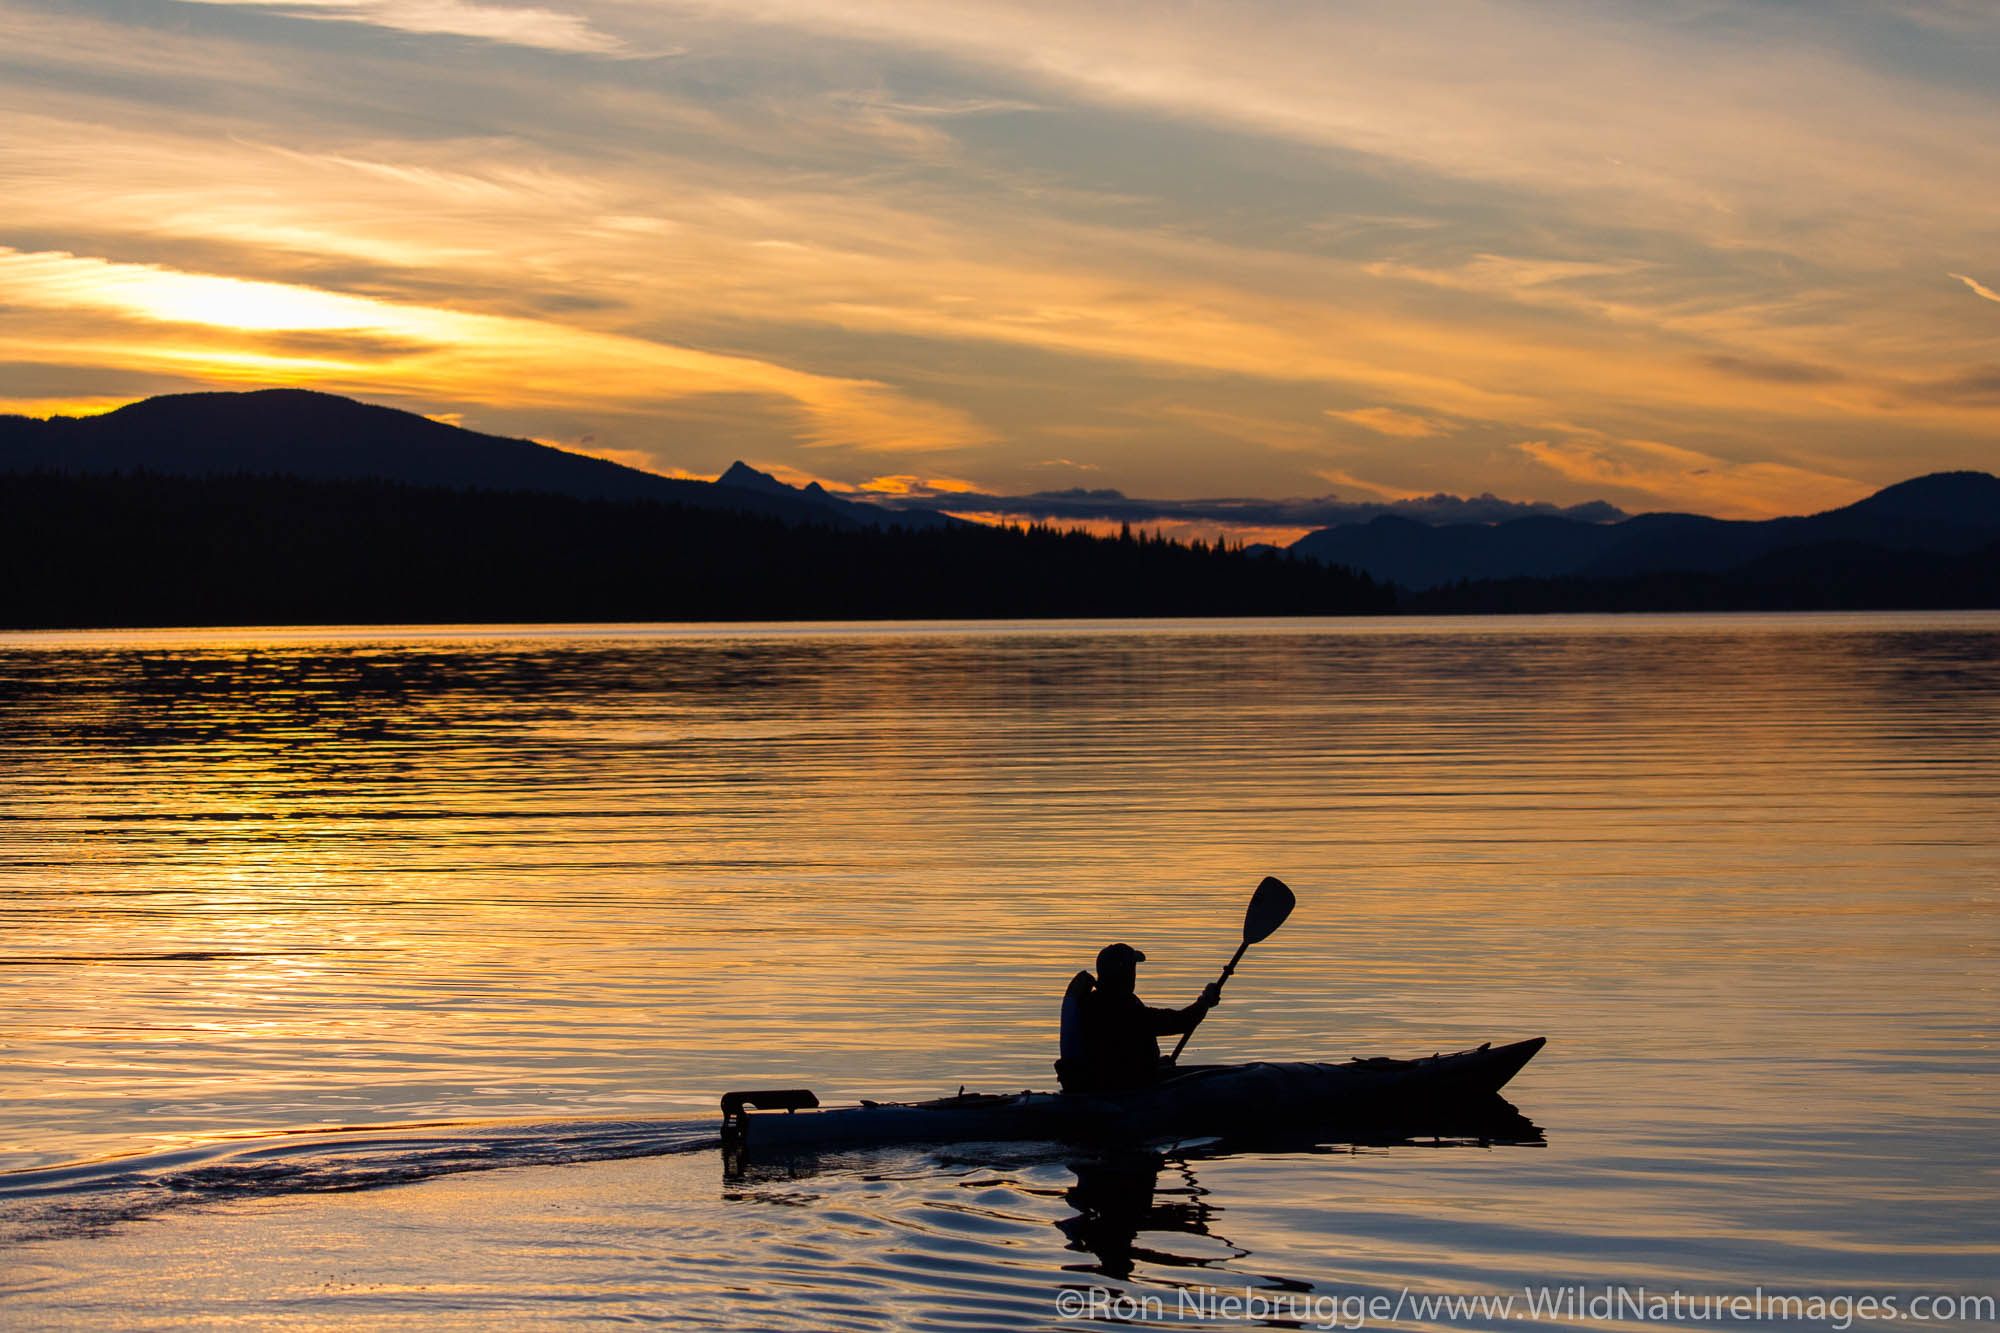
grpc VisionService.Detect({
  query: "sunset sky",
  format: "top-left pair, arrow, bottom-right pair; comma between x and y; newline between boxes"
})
4,0 -> 1997,537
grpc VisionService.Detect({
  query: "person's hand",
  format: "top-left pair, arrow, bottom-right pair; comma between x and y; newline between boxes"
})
1199,982 -> 1223,1008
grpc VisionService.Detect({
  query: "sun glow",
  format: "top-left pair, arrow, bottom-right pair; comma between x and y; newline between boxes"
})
113,267 -> 399,333
0,248 -> 986,451
0,395 -> 134,419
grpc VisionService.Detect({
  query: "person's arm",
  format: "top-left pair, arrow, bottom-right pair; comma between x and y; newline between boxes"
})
1141,982 -> 1223,1035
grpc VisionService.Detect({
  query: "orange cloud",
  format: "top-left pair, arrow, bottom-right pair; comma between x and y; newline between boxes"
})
1324,406 -> 1450,439
1515,436 -> 1869,519
857,473 -> 981,495
1950,273 -> 2000,304
10,1 -> 2000,503
0,248 -> 987,454
6,92 -> 1983,467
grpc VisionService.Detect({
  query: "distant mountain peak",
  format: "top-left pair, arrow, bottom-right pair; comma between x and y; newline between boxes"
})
0,390 -> 857,528
716,460 -> 796,496
0,390 -> 958,535
1842,471 -> 2000,524
1290,468 -> 2000,590
103,386 -> 393,423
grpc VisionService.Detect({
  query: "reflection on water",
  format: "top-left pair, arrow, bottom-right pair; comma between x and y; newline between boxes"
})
721,1099 -> 1547,1295
1052,1118 -> 1548,1288
2,615 -> 1997,1327
1061,1152 -> 1234,1282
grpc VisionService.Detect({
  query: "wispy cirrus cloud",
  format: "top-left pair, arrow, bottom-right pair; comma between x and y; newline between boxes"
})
714,0 -> 2000,265
5,0 -> 1999,513
1910,367 -> 2000,407
1325,406 -> 1451,439
1950,272 -> 2000,304
1514,436 -> 1868,520
173,0 -> 627,54
1701,355 -> 1847,386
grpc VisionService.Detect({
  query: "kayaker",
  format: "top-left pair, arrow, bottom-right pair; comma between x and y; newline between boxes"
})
1056,943 -> 1222,1093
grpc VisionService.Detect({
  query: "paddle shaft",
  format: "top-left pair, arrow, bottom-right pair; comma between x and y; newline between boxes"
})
1166,938 -> 1250,1064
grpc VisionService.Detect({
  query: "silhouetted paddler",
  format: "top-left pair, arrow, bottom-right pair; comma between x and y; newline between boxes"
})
1057,943 -> 1221,1093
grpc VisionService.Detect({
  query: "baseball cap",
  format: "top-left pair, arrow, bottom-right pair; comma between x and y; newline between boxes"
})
1096,942 -> 1147,970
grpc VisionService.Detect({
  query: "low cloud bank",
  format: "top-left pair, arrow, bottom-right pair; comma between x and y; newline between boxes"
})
863,487 -> 1628,529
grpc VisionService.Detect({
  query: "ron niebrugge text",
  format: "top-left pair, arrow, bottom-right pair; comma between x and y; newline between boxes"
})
1055,1284 -> 1996,1329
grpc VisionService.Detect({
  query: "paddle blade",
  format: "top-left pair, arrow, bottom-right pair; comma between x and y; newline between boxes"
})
1242,876 -> 1295,945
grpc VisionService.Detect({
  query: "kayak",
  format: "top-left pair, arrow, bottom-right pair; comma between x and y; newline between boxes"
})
721,1036 -> 1545,1152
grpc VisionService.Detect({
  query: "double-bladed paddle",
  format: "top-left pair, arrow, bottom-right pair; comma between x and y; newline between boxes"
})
1167,875 -> 1295,1065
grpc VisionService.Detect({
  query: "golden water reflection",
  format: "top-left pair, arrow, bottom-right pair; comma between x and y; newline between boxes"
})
1,615 -> 1996,1188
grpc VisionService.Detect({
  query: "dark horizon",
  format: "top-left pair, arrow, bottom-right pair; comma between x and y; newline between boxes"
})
4,464 -> 1997,632
5,388 -> 1998,630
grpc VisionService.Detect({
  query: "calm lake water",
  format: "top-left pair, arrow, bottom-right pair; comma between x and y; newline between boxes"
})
1,615 -> 1995,1330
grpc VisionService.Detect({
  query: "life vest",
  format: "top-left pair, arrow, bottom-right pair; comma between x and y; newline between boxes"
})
1058,969 -> 1094,1066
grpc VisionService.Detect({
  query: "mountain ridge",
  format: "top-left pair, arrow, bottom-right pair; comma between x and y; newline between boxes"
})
715,459 -> 962,530
0,388 -> 957,531
6,389 -> 1994,598
1290,471 -> 2000,589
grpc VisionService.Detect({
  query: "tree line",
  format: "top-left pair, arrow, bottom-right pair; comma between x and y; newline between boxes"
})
0,470 -> 1391,629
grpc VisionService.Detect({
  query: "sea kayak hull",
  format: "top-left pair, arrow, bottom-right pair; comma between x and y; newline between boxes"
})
724,1036 -> 1545,1151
